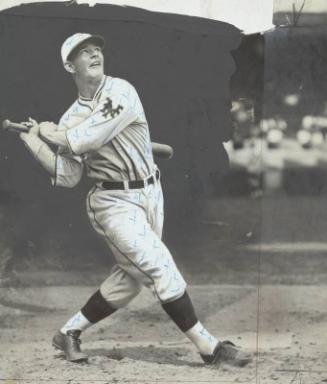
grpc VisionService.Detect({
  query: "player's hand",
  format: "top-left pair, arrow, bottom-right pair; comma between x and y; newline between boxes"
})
19,118 -> 40,140
39,121 -> 58,143
25,117 -> 40,134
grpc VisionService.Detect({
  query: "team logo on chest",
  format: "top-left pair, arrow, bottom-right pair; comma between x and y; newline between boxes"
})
101,97 -> 123,118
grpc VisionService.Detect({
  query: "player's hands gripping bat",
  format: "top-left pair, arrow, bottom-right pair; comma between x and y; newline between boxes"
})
2,119 -> 31,133
3,118 -> 40,135
3,119 -> 173,159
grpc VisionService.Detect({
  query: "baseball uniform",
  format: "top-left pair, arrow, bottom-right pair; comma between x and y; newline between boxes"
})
45,75 -> 187,307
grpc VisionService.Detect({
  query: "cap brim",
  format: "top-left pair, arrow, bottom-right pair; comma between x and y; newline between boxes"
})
67,35 -> 105,61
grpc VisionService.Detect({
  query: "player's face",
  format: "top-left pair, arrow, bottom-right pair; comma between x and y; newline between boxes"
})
70,42 -> 104,80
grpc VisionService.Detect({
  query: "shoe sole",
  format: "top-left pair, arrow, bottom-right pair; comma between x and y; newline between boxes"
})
226,356 -> 253,367
52,341 -> 88,363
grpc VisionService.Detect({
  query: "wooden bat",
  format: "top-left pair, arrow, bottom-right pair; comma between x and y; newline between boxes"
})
2,119 -> 174,160
2,119 -> 30,133
151,142 -> 174,159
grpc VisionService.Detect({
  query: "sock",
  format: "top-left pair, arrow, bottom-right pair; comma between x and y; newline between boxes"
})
162,292 -> 218,355
81,289 -> 117,323
185,321 -> 218,356
161,291 -> 198,332
60,310 -> 92,334
60,290 -> 117,334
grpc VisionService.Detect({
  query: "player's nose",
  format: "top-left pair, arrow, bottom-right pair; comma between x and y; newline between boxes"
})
90,48 -> 100,58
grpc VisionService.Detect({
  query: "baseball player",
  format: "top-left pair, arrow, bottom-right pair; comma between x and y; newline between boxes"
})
18,33 -> 252,367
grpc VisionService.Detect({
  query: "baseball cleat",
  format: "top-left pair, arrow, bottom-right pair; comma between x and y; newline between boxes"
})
200,340 -> 252,367
52,330 -> 88,362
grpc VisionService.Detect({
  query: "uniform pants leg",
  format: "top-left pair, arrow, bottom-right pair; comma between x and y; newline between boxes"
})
87,183 -> 186,307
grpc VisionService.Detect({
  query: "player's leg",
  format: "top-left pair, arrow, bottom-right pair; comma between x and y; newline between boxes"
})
52,287 -> 116,362
59,265 -> 141,333
88,186 -> 251,366
53,265 -> 142,362
161,291 -> 218,355
109,220 -> 239,363
52,187 -> 145,362
161,292 -> 251,366
95,198 -> 219,359
148,182 -> 217,354
53,267 -> 141,361
149,181 -> 252,366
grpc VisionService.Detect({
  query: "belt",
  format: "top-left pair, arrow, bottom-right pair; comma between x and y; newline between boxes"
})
102,169 -> 160,190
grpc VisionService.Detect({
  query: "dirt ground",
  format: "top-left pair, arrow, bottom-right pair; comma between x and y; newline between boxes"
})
1,283 -> 327,384
1,196 -> 327,384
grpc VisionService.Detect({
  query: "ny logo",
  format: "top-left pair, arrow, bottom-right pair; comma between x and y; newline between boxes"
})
101,97 -> 123,118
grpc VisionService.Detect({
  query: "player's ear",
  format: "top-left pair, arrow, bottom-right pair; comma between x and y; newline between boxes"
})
64,61 -> 76,74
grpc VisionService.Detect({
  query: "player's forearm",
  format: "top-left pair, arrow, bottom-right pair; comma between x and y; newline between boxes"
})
40,126 -> 70,148
65,99 -> 137,155
66,112 -> 137,154
20,133 -> 56,176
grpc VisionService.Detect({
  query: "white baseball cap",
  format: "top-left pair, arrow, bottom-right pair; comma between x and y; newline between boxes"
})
61,33 -> 105,64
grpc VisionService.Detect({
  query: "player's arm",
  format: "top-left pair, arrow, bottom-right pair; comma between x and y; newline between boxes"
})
39,97 -> 136,155
40,94 -> 136,155
39,121 -> 69,147
51,147 -> 84,188
19,118 -> 56,176
66,93 -> 137,155
38,120 -> 174,159
20,131 -> 56,176
20,119 -> 83,188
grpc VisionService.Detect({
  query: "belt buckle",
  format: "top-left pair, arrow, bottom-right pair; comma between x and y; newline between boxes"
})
123,180 -> 129,190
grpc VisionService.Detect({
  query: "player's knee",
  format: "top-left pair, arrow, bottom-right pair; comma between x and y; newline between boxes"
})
100,279 -> 142,309
155,276 -> 187,304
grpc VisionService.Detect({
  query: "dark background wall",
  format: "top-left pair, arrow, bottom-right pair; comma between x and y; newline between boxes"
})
0,3 -> 241,265
263,26 -> 327,129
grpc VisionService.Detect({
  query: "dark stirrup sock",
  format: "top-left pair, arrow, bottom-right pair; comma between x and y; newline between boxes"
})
81,289 -> 118,324
161,291 -> 198,332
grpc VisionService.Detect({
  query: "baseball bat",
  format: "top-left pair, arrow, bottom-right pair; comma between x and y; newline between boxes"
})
2,120 -> 174,159
2,119 -> 30,133
151,142 -> 174,159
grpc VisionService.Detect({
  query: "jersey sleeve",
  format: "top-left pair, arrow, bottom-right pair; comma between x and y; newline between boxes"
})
51,147 -> 84,188
65,88 -> 138,155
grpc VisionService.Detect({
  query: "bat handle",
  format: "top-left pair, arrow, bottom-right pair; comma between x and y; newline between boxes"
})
2,119 -> 30,132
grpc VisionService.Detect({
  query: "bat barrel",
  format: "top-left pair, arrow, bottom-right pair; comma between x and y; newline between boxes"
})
151,142 -> 174,159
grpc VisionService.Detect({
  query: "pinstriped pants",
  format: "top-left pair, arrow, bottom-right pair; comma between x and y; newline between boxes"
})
86,179 -> 187,308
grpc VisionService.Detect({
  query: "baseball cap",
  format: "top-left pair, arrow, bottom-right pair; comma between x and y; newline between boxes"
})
61,33 -> 105,64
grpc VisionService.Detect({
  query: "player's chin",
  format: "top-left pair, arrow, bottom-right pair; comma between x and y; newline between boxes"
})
88,64 -> 104,75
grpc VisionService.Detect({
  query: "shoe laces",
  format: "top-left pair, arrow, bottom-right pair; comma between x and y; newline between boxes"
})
67,330 -> 82,351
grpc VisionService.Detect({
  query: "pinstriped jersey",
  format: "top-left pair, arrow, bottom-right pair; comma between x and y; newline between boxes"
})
57,75 -> 155,183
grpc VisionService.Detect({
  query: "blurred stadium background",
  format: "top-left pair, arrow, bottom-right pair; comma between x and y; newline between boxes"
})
226,0 -> 327,197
